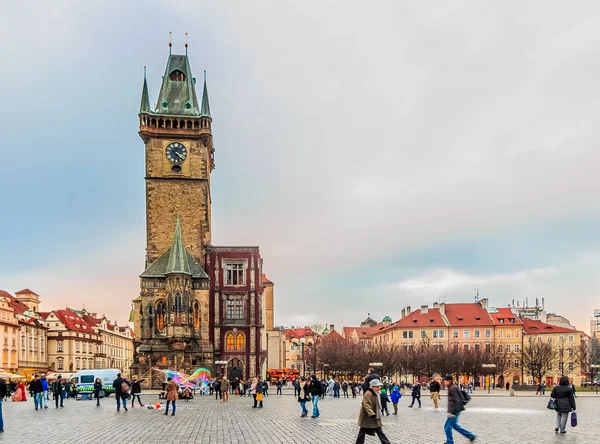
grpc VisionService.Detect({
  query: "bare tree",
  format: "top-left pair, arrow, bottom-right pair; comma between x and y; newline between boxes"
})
522,338 -> 556,383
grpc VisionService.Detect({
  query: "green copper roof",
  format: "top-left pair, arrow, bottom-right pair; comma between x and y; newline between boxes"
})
200,72 -> 211,117
140,216 -> 208,279
139,75 -> 151,114
155,54 -> 200,116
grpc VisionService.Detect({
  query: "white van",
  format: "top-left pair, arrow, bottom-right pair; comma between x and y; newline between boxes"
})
70,369 -> 121,398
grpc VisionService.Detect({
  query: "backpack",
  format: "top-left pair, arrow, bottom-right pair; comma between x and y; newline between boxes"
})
121,382 -> 130,393
459,389 -> 471,405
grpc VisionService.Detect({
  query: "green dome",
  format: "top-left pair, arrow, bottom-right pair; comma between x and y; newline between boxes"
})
322,326 -> 330,335
383,316 -> 392,322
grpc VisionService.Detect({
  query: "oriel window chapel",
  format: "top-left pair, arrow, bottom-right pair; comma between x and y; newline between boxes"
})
131,43 -> 273,387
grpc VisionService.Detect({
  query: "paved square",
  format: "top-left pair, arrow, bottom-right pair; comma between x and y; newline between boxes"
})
3,390 -> 598,443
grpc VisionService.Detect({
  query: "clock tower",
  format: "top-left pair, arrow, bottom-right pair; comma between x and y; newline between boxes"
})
133,50 -> 215,383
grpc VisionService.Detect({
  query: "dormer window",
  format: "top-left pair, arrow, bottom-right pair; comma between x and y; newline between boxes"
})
170,70 -> 186,81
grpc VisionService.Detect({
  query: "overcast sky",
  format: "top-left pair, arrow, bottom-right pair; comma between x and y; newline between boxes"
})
1,1 -> 598,333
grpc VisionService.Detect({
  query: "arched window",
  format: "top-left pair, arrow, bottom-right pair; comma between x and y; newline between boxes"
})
174,293 -> 182,324
236,333 -> 245,350
193,301 -> 200,329
226,333 -> 235,351
170,70 -> 186,81
156,301 -> 166,332
166,120 -> 171,128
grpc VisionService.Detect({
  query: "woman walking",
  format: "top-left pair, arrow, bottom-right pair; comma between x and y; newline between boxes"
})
298,376 -> 309,417
164,377 -> 178,416
93,378 -> 103,407
550,376 -> 576,434
130,377 -> 145,407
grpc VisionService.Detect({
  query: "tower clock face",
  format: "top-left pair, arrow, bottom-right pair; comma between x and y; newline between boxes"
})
165,142 -> 188,164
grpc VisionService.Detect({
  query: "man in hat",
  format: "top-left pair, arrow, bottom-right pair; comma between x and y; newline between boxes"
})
443,375 -> 476,443
355,379 -> 391,444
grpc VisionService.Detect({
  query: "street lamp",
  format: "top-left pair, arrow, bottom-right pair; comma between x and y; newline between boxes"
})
215,360 -> 228,378
292,337 -> 307,376
482,364 -> 497,394
591,364 -> 600,395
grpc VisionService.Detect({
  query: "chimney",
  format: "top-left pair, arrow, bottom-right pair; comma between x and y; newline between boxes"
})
479,298 -> 488,310
407,306 -> 411,314
330,324 -> 335,332
438,303 -> 446,316
433,302 -> 439,309
421,305 -> 428,315
401,308 -> 406,318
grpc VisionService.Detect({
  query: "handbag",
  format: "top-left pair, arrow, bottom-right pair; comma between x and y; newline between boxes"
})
256,393 -> 263,401
571,412 -> 577,427
546,398 -> 556,410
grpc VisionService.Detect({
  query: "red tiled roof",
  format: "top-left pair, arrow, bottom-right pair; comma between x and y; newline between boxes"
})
342,326 -> 377,340
261,274 -> 273,285
37,312 -> 51,320
444,303 -> 494,327
82,315 -> 101,327
0,290 -> 30,314
522,318 -> 582,335
395,308 -> 447,329
53,310 -> 95,333
322,329 -> 345,342
489,307 -> 522,325
282,328 -> 314,341
15,288 -> 39,296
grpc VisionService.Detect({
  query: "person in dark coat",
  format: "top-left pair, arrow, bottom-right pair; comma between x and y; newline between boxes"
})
112,373 -> 128,412
0,377 -> 6,432
409,380 -> 421,407
309,375 -> 323,418
550,376 -> 576,434
130,377 -> 145,407
93,378 -> 103,407
51,377 -> 64,408
443,375 -> 475,444
362,368 -> 380,393
29,376 -> 44,410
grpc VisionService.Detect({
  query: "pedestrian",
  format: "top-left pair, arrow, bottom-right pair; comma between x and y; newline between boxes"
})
276,379 -> 283,396
351,381 -> 357,398
379,387 -> 390,416
362,367 -> 380,393
342,380 -> 349,398
541,381 -> 546,396
130,376 -> 145,407
309,374 -> 322,418
408,380 -> 421,408
429,378 -> 441,409
213,378 -> 221,400
334,378 -> 341,398
70,381 -> 77,399
390,385 -> 401,415
355,379 -> 391,444
252,377 -> 264,408
262,378 -> 269,397
112,372 -> 129,412
93,378 -> 103,407
40,374 -> 49,409
536,382 -> 542,395
0,377 -> 5,432
30,375 -> 43,410
550,375 -> 576,434
221,377 -> 230,402
164,377 -> 178,416
52,376 -> 64,408
443,375 -> 476,444
293,377 -> 301,397
298,376 -> 310,417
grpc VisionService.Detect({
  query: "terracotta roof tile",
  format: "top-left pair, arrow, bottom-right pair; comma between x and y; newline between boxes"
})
261,274 -> 273,284
489,307 -> 522,325
522,318 -> 582,335
444,303 -> 494,326
0,290 -> 31,314
53,310 -> 95,333
15,288 -> 39,296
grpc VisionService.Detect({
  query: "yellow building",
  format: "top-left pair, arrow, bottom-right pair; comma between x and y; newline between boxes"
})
81,312 -> 134,371
0,291 -> 20,372
523,318 -> 586,386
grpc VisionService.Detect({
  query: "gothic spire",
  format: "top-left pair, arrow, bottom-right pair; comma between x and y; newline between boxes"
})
165,215 -> 192,275
201,71 -> 211,117
139,67 -> 151,114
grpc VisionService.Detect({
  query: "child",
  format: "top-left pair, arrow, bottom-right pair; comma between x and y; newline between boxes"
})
379,387 -> 390,416
390,385 -> 401,415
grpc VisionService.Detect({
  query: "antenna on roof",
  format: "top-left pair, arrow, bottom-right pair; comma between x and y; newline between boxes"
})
185,32 -> 188,55
474,288 -> 479,302
169,31 -> 172,54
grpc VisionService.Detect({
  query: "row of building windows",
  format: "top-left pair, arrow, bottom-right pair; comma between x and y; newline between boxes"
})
225,333 -> 245,351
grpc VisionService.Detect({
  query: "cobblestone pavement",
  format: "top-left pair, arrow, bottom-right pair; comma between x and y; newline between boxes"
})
3,391 -> 598,443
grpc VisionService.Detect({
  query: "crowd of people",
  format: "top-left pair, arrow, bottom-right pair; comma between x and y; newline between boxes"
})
0,368 -> 580,440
